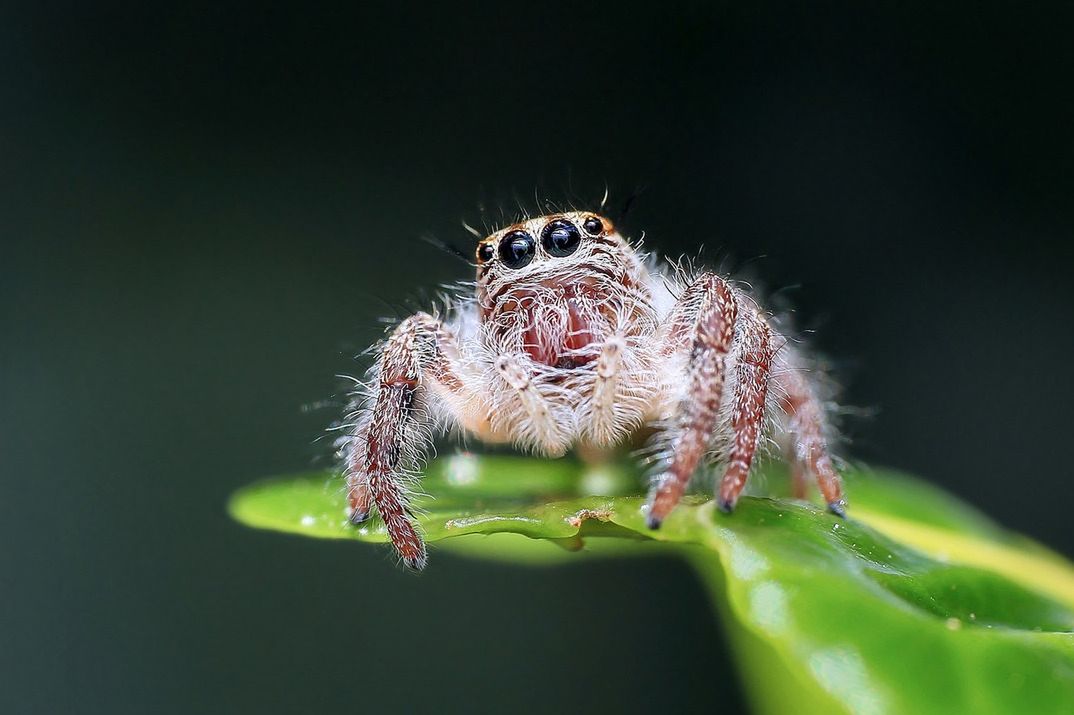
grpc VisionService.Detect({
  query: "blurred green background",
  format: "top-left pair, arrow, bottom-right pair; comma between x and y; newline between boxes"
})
3,2 -> 1073,713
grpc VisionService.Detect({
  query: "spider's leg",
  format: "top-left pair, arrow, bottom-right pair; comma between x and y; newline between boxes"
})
349,313 -> 478,569
716,310 -> 773,512
776,368 -> 846,516
647,274 -> 738,528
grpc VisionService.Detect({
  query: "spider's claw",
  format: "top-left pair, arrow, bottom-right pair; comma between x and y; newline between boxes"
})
716,497 -> 736,514
827,499 -> 848,518
348,508 -> 371,525
645,513 -> 663,530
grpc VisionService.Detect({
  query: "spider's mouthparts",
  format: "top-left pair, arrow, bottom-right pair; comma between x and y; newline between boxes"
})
487,275 -> 615,369
522,294 -> 601,369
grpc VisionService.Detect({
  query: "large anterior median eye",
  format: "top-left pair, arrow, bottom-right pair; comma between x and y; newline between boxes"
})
498,230 -> 536,269
540,219 -> 581,257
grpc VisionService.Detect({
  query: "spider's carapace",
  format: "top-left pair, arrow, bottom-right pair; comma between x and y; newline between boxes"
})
339,212 -> 845,569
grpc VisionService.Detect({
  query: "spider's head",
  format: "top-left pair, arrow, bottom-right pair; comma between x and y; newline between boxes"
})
474,212 -> 628,289
474,212 -> 649,367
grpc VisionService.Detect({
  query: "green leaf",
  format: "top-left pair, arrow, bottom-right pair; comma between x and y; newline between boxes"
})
230,457 -> 1074,714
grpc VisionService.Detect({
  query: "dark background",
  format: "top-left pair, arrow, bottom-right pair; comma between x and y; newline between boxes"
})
3,2 -> 1073,713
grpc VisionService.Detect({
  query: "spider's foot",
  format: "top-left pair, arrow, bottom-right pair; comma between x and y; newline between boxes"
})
402,553 -> 428,571
348,508 -> 371,525
827,499 -> 848,519
398,539 -> 429,571
716,497 -> 736,514
645,513 -> 663,530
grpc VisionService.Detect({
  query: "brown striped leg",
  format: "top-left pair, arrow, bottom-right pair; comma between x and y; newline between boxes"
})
776,368 -> 846,516
348,312 -> 473,569
647,275 -> 738,528
659,272 -> 726,356
716,312 -> 773,512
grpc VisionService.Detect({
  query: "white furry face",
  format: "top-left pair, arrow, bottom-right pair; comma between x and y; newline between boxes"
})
475,212 -> 655,371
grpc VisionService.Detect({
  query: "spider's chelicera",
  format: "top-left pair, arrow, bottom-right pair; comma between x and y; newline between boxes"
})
339,211 -> 846,569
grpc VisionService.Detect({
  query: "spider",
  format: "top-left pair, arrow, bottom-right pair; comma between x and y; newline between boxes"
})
339,211 -> 846,569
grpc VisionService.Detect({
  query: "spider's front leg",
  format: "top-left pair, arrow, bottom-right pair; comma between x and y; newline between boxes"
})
647,275 -> 736,526
646,274 -> 774,527
346,312 -> 475,570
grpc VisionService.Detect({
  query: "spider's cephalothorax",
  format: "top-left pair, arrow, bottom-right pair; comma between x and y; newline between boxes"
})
340,211 -> 845,569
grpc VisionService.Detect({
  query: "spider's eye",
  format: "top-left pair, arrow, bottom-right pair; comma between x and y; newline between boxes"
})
498,230 -> 535,269
477,242 -> 495,264
540,219 -> 582,257
582,216 -> 604,235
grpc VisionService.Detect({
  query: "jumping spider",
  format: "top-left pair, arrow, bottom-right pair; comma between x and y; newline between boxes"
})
340,211 -> 845,569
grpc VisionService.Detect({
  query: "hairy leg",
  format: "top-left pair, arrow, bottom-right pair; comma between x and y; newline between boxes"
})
347,312 -> 479,569
776,368 -> 846,516
716,310 -> 773,512
647,274 -> 737,527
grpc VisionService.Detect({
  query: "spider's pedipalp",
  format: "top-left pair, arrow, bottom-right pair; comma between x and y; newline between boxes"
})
494,354 -> 572,455
587,336 -> 626,446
